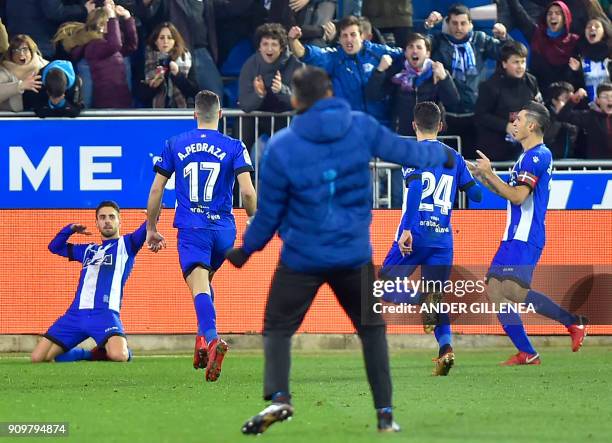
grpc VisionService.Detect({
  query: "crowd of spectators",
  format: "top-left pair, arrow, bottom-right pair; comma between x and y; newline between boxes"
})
0,0 -> 611,165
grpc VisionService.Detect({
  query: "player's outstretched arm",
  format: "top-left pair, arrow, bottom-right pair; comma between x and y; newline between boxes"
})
146,173 -> 168,253
467,150 -> 530,205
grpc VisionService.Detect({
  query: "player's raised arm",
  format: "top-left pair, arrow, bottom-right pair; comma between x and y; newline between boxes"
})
48,223 -> 92,258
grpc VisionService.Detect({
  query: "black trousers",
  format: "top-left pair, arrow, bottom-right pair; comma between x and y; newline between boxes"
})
262,262 -> 393,409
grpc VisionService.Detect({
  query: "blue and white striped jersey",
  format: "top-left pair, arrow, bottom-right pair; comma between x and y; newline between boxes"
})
48,222 -> 146,313
502,144 -> 552,248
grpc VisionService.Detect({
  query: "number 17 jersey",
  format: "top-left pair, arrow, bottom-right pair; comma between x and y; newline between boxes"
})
400,143 -> 476,249
154,128 -> 254,230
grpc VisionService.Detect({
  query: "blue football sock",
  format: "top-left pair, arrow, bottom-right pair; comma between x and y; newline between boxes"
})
197,286 -> 215,336
525,290 -> 578,327
497,311 -> 537,354
54,348 -> 92,362
434,314 -> 452,350
377,407 -> 393,414
194,292 -> 217,343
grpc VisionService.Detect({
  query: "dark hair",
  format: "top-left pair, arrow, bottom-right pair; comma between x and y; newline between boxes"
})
405,33 -> 431,52
45,69 -> 67,99
195,90 -> 220,122
254,23 -> 288,50
500,40 -> 528,62
337,15 -> 362,34
413,101 -> 442,133
291,66 -> 332,111
446,4 -> 472,22
547,81 -> 574,102
596,82 -> 612,96
147,22 -> 188,61
96,200 -> 120,216
585,17 -> 612,49
523,101 -> 550,135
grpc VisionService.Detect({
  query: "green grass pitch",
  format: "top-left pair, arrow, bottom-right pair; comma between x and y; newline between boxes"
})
1,347 -> 611,442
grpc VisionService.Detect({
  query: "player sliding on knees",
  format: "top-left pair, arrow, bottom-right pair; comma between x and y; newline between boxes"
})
467,101 -> 588,366
379,102 -> 482,376
31,201 -> 146,363
146,90 -> 257,382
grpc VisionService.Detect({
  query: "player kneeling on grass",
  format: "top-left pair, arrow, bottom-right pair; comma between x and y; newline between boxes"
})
146,90 -> 257,382
379,101 -> 483,376
31,201 -> 146,363
467,101 -> 588,366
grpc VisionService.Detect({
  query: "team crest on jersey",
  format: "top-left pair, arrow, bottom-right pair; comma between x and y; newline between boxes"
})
533,156 -> 539,163
84,245 -> 113,267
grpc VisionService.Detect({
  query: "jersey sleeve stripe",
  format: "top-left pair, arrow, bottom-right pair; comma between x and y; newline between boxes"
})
67,243 -> 75,261
154,164 -> 173,178
235,165 -> 255,175
459,180 -> 476,191
405,174 -> 422,184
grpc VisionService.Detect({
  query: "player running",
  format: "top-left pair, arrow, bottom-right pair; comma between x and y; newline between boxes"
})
468,101 -> 588,366
379,102 -> 482,376
146,90 -> 257,381
31,201 -> 145,363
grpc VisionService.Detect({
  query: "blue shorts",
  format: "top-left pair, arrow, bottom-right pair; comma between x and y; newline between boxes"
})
177,228 -> 236,278
380,243 -> 453,284
44,309 -> 125,351
486,240 -> 543,288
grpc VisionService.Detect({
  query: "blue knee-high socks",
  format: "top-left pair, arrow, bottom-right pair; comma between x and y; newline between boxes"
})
195,290 -> 217,343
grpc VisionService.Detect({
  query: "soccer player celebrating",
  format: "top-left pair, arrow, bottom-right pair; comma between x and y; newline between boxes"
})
468,101 -> 588,366
379,101 -> 482,376
225,66 -> 454,435
146,90 -> 257,382
31,201 -> 146,363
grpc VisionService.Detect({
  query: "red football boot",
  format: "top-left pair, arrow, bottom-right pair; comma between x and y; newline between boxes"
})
193,335 -> 208,370
206,338 -> 229,382
432,348 -> 455,376
500,351 -> 541,366
567,316 -> 588,352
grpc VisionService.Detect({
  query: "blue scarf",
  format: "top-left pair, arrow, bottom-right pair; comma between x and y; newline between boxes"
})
391,59 -> 433,92
448,31 -> 477,81
546,28 -> 564,38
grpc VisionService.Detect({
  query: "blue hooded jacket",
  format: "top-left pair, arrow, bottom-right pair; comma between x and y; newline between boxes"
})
242,97 -> 450,273
302,40 -> 403,124
42,60 -> 76,89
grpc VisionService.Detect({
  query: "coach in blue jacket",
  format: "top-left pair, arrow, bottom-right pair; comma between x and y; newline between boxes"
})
288,15 -> 404,126
227,66 -> 452,436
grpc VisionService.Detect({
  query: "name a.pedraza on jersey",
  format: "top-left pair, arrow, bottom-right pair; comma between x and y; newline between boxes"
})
178,143 -> 226,161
